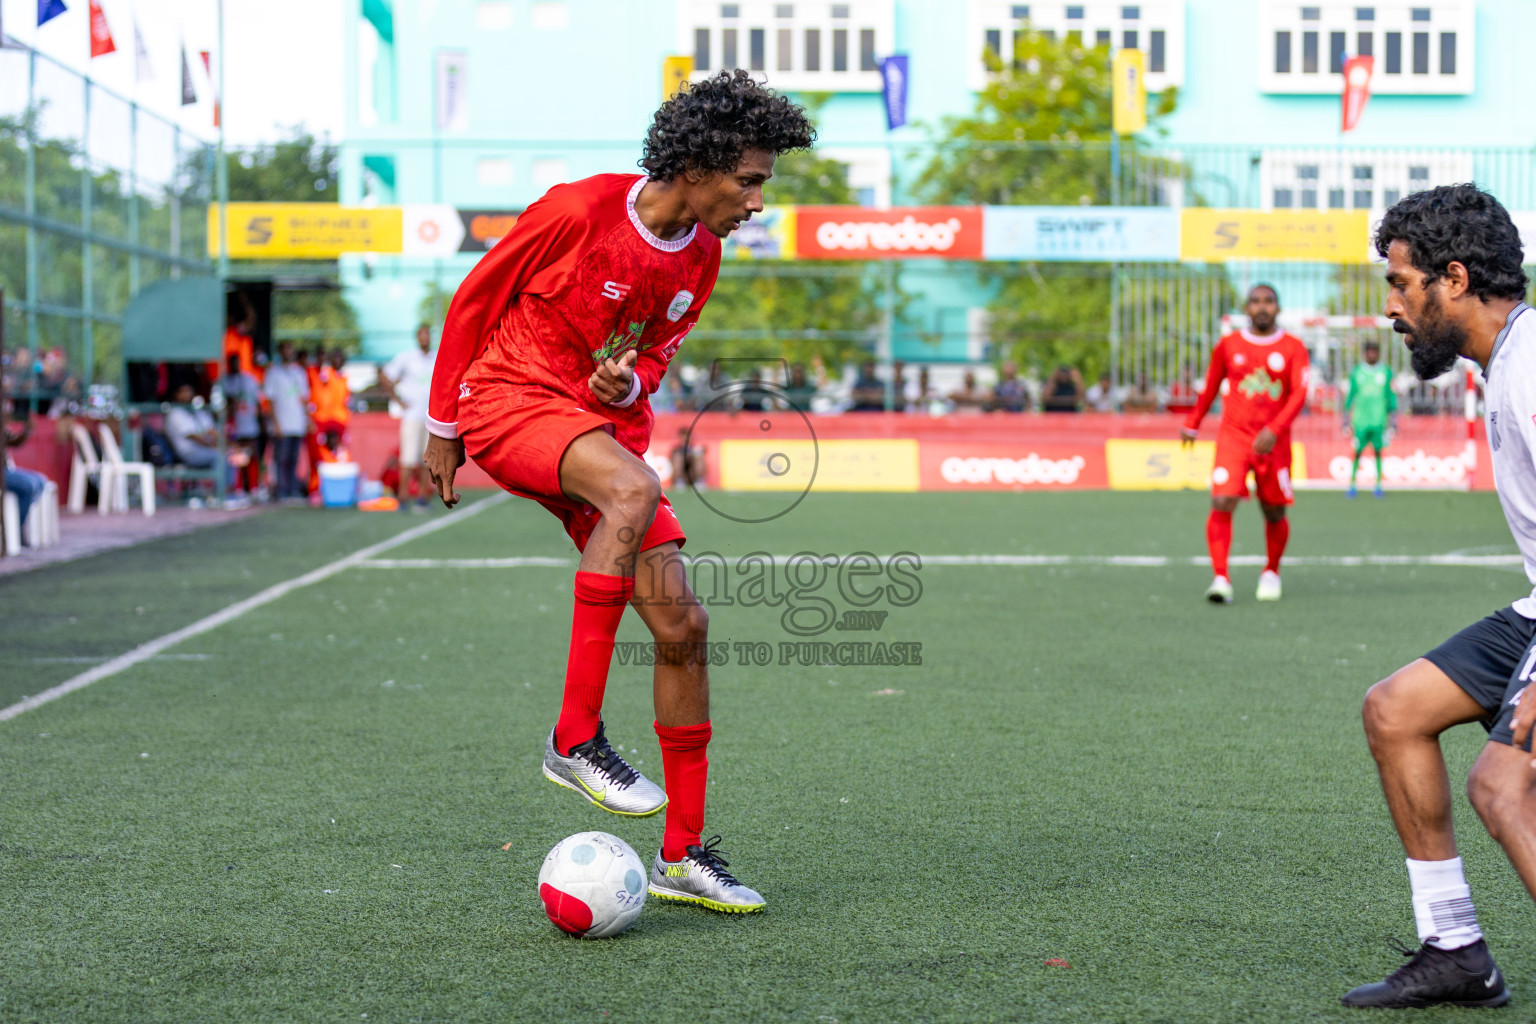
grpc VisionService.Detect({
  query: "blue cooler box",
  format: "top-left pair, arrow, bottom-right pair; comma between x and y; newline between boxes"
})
318,462 -> 360,507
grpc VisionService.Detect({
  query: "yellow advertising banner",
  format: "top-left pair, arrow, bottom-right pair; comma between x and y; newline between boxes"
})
1180,210 -> 1370,263
721,205 -> 797,259
719,439 -> 919,492
1106,439 -> 1306,490
662,55 -> 694,100
1112,49 -> 1147,135
208,204 -> 404,259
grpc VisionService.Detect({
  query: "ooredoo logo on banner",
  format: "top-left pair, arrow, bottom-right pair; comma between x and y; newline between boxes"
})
796,207 -> 984,260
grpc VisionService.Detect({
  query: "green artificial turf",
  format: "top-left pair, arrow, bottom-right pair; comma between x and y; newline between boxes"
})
2,489 -> 1533,1023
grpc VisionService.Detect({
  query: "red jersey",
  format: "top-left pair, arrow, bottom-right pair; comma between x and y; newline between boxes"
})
429,174 -> 721,455
1185,329 -> 1310,442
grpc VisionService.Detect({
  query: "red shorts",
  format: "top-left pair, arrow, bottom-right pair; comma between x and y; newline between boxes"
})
1211,432 -> 1294,505
459,384 -> 685,554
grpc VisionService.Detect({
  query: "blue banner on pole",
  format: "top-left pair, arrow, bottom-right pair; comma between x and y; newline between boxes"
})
880,54 -> 908,130
38,0 -> 67,27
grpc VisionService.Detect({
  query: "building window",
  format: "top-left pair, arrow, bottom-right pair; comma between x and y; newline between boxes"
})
1300,188 -> 1317,208
750,27 -> 765,69
1301,6 -> 1319,19
1330,31 -> 1345,72
1066,28 -> 1081,45
695,27 -> 711,69
1440,32 -> 1455,74
1273,189 -> 1294,208
832,27 -> 847,70
721,3 -> 738,15
1121,4 -> 1139,17
1383,188 -> 1400,205
1412,31 -> 1428,73
860,27 -> 877,69
723,27 -> 738,67
1123,29 -> 1137,50
1149,29 -> 1165,71
1408,165 -> 1429,182
1302,30 -> 1318,72
775,3 -> 793,15
985,28 -> 1001,58
1355,6 -> 1374,19
1066,4 -> 1083,17
831,3 -> 848,16
1357,31 -> 1372,57
1275,30 -> 1291,71
1410,7 -> 1429,20
778,27 -> 793,69
1385,31 -> 1401,72
805,27 -> 820,69
1011,3 -> 1030,16
1328,188 -> 1345,209
1353,166 -> 1373,210
1096,28 -> 1111,46
1354,189 -> 1372,208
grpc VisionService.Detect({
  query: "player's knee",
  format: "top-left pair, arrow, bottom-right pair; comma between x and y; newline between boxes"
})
651,601 -> 708,647
1466,763 -> 1520,839
1362,677 -> 1415,748
605,465 -> 662,527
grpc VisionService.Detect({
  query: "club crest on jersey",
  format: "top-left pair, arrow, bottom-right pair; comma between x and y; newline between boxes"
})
1267,352 -> 1286,372
666,290 -> 694,322
1238,368 -> 1283,401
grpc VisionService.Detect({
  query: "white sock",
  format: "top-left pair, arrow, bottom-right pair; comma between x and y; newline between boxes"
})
1406,856 -> 1483,950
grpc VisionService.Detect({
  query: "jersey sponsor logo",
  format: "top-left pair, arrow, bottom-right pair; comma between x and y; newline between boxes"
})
1237,368 -> 1283,401
666,290 -> 694,322
601,280 -> 633,301
1267,352 -> 1286,372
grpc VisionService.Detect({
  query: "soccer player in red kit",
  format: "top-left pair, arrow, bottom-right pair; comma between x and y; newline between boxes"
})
1180,284 -> 1310,603
421,71 -> 814,915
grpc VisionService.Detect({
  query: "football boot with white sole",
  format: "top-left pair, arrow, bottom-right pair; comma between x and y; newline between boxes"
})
649,835 -> 766,913
1256,570 -> 1282,602
542,722 -> 667,817
1205,575 -> 1234,604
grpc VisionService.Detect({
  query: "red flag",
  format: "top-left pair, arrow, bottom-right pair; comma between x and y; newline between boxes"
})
88,0 -> 115,57
200,49 -> 221,128
1341,55 -> 1374,132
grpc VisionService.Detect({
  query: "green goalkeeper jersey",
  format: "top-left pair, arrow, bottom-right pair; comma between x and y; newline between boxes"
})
1346,362 -> 1395,430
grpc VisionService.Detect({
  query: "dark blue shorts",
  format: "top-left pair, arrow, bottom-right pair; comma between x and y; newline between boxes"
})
1423,605 -> 1536,750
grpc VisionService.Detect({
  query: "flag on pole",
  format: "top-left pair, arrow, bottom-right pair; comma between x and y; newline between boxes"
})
880,54 -> 909,130
1112,48 -> 1147,135
88,0 -> 116,57
1341,55 -> 1374,132
180,44 -> 197,105
37,0 -> 67,28
199,49 -> 220,128
134,19 -> 153,81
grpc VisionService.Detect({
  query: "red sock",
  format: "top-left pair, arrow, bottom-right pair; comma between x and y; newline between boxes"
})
655,720 -> 711,861
1206,509 -> 1233,579
1265,517 -> 1290,574
553,572 -> 633,755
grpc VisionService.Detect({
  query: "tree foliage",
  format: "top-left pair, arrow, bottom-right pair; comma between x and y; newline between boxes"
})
913,31 -> 1211,382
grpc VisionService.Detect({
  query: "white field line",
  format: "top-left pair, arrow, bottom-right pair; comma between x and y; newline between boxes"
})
0,493 -> 510,724
357,551 -> 1524,570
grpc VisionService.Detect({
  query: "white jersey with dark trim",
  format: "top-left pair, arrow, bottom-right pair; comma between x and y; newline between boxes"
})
1483,302 -> 1536,617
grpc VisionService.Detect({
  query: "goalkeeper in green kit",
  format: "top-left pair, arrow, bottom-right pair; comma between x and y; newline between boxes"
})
1344,340 -> 1397,498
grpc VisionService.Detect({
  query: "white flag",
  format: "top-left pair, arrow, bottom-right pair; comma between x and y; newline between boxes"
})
134,20 -> 153,81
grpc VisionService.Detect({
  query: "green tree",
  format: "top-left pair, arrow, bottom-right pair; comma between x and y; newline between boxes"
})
913,31 -> 1214,382
687,149 -> 902,371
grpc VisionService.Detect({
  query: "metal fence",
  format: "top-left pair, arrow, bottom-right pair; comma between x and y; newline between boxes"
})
0,42 -> 214,404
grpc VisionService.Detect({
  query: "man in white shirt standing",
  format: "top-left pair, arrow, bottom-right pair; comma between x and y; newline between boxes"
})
379,323 -> 437,512
263,342 -> 310,502
1345,185 -> 1534,1009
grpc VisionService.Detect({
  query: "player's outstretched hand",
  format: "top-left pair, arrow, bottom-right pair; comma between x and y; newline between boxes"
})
589,349 -> 638,404
1179,426 -> 1198,449
1252,427 -> 1278,456
424,432 -> 465,509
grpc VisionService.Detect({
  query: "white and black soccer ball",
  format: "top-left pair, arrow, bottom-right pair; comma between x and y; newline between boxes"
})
537,831 -> 648,938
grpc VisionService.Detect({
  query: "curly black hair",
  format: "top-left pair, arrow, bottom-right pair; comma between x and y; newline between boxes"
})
641,70 -> 816,181
1375,184 -> 1528,302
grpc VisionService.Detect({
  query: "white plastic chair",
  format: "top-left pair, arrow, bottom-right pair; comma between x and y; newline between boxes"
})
0,479 -> 59,551
68,422 -> 108,514
1,491 -> 18,554
96,423 -> 156,516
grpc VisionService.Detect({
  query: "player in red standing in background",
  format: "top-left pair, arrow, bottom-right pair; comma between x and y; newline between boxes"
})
1181,284 -> 1310,603
422,71 -> 814,917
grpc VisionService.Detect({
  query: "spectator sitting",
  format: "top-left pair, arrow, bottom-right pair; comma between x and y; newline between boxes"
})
848,360 -> 886,412
4,413 -> 49,545
891,361 -> 910,413
1041,365 -> 1084,413
739,369 -> 769,413
948,370 -> 989,414
1164,364 -> 1200,415
781,362 -> 819,412
908,366 -> 936,413
992,360 -> 1029,413
1122,373 -> 1161,413
165,383 -> 222,468
1085,371 -> 1121,412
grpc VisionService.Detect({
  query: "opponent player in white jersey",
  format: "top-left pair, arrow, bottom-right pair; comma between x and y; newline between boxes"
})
1345,185 -> 1535,1008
